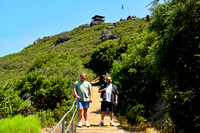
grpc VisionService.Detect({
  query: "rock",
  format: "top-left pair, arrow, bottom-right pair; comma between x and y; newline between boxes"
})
83,27 -> 89,31
100,29 -> 111,41
146,15 -> 153,22
52,35 -> 70,46
120,18 -> 125,21
109,34 -> 120,39
107,25 -> 115,30
33,38 -> 41,44
79,24 -> 90,31
127,15 -> 136,20
119,18 -> 126,24
148,98 -> 171,130
90,21 -> 103,27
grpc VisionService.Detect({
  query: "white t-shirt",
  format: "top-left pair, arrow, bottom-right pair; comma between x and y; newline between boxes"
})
105,83 -> 112,102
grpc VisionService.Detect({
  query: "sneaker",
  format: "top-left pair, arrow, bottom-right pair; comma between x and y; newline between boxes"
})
77,121 -> 82,127
99,122 -> 104,126
110,121 -> 114,126
85,121 -> 90,127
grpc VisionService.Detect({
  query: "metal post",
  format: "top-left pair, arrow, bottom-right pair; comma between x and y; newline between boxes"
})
62,114 -> 65,133
51,99 -> 77,133
72,105 -> 74,133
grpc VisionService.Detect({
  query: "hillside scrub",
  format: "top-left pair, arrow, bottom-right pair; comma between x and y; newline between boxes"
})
112,0 -> 200,132
88,0 -> 200,132
148,0 -> 200,131
88,18 -> 163,127
88,20 -> 148,82
111,29 -> 161,124
0,17 -> 138,127
0,52 -> 95,127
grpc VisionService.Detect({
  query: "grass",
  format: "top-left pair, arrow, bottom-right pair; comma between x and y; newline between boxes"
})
0,114 -> 41,133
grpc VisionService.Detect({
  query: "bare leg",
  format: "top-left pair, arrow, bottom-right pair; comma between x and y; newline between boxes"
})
109,111 -> 113,121
78,108 -> 83,121
101,111 -> 106,120
83,108 -> 88,121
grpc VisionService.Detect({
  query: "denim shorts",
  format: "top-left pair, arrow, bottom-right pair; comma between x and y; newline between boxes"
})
76,99 -> 90,108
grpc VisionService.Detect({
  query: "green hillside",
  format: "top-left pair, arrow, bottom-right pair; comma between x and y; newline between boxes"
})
0,0 -> 200,132
0,19 -> 143,84
0,16 -> 149,129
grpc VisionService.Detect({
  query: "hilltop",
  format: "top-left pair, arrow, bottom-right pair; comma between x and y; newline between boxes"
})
0,16 -> 148,85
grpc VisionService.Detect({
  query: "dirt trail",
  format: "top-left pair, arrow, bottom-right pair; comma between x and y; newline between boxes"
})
75,82 -> 129,133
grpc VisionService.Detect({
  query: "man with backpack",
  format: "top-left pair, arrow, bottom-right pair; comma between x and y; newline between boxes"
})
98,76 -> 119,126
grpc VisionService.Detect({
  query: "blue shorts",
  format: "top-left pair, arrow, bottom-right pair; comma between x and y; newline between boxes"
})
76,99 -> 90,108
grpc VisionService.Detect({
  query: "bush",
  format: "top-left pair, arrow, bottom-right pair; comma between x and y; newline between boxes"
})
36,109 -> 55,127
110,30 -> 161,124
0,82 -> 24,118
149,0 -> 200,130
14,72 -> 73,110
126,104 -> 146,124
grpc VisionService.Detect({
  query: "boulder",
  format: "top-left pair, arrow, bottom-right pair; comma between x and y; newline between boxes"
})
109,34 -> 120,40
90,21 -> 102,27
100,29 -> 112,41
107,25 -> 115,30
146,15 -> 153,22
127,15 -> 136,20
57,35 -> 70,43
33,38 -> 42,44
52,35 -> 70,46
119,18 -> 126,24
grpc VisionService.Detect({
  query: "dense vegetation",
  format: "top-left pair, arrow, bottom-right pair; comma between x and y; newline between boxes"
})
89,0 -> 200,132
0,0 -> 199,132
149,0 -> 200,131
0,14 -> 142,130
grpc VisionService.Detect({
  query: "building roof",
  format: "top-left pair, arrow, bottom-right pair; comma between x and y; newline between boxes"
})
92,15 -> 105,19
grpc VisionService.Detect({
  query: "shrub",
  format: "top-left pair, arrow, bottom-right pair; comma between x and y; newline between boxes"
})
36,109 -> 55,127
0,82 -> 24,118
14,72 -> 73,110
110,30 -> 161,124
126,104 -> 146,124
149,0 -> 200,130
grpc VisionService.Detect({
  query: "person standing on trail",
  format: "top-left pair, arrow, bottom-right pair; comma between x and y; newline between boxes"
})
72,73 -> 92,127
98,76 -> 119,126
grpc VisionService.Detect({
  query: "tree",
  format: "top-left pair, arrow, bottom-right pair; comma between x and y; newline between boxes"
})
149,0 -> 200,131
89,40 -> 122,82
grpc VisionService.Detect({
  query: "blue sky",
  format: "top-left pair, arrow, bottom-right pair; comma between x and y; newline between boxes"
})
0,0 -> 153,57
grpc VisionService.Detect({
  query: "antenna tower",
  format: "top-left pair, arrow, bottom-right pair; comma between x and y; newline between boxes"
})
122,4 -> 124,19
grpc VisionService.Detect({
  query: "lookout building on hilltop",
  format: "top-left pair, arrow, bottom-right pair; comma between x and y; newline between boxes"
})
92,15 -> 105,22
90,15 -> 105,27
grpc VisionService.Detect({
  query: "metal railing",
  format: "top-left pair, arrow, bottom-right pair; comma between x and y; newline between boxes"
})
51,99 -> 78,133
